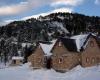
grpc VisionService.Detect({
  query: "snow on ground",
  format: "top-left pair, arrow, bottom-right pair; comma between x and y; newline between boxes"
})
0,63 -> 30,80
0,63 -> 100,80
0,62 -> 10,69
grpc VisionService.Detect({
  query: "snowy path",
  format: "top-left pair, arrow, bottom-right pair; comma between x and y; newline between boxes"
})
0,63 -> 100,80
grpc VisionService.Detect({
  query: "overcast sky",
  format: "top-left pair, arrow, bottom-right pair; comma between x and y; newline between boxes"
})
0,0 -> 100,26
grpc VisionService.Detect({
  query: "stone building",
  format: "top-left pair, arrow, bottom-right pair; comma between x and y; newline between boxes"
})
28,33 -> 100,72
11,56 -> 23,66
28,40 -> 56,69
51,38 -> 80,72
80,34 -> 100,67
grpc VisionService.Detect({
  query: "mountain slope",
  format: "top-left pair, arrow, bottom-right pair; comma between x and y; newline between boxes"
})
0,12 -> 100,63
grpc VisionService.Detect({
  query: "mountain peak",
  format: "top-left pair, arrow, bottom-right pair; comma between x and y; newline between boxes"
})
52,8 -> 73,13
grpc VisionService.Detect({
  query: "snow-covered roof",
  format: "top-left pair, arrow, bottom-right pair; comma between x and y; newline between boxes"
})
11,41 -> 18,44
39,40 -> 57,56
22,43 -> 32,47
71,34 -> 88,52
12,56 -> 23,60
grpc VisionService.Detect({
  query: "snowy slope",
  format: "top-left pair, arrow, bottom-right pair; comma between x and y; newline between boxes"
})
48,21 -> 69,33
0,63 -> 100,80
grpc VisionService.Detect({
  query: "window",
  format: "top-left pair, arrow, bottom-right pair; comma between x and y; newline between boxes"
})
96,57 -> 100,65
79,58 -> 81,62
90,41 -> 94,47
91,58 -> 95,63
20,60 -> 23,63
58,42 -> 62,47
58,57 -> 63,63
86,58 -> 89,63
13,60 -> 16,64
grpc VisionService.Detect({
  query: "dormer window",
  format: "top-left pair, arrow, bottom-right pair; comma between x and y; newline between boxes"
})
58,42 -> 62,47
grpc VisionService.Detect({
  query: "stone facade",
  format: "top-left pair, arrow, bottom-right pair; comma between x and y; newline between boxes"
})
81,36 -> 100,67
11,57 -> 23,66
28,34 -> 100,72
28,46 -> 46,69
51,40 -> 80,72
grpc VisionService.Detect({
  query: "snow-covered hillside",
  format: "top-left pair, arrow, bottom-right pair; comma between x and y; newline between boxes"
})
0,63 -> 100,80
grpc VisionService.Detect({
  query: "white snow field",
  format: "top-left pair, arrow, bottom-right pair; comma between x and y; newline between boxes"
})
0,63 -> 100,80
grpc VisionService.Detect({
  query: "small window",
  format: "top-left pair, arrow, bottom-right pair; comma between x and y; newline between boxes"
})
13,60 -> 16,64
20,60 -> 22,63
58,57 -> 63,63
86,58 -> 89,63
58,42 -> 62,47
91,58 -> 95,63
79,58 -> 81,62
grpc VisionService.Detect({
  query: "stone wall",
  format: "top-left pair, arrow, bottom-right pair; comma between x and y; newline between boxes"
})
81,37 -> 100,67
51,41 -> 80,72
52,53 -> 79,72
28,46 -> 45,69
